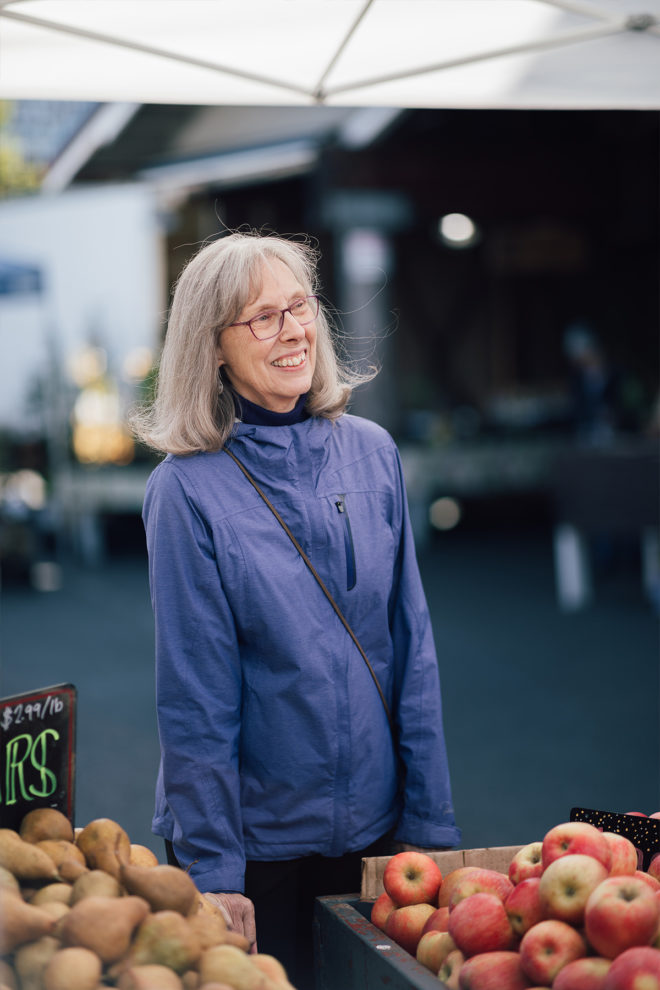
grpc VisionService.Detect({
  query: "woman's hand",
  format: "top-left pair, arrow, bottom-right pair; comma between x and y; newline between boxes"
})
204,892 -> 257,951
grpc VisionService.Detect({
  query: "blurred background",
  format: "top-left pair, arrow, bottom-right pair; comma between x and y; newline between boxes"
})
0,3 -> 659,860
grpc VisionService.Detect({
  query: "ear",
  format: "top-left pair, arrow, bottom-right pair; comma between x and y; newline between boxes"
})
216,341 -> 225,368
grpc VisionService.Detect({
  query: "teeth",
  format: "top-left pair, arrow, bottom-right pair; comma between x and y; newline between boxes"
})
273,353 -> 305,368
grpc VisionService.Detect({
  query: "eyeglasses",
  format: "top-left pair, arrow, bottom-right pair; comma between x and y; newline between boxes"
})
228,295 -> 319,341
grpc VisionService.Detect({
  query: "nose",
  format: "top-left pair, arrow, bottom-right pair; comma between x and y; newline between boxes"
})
280,309 -> 306,339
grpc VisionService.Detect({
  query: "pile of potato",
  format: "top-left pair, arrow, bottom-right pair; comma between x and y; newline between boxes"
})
0,808 -> 295,990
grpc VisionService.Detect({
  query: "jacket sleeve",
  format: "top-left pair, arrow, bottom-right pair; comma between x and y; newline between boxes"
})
388,446 -> 462,849
144,461 -> 247,893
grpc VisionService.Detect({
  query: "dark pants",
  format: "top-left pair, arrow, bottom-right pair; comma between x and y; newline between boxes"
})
166,831 -> 393,990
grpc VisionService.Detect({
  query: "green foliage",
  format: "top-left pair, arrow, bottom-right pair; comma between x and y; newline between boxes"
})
0,101 -> 43,198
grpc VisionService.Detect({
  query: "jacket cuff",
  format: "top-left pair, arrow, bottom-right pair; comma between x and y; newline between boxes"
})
178,859 -> 246,896
395,813 -> 462,850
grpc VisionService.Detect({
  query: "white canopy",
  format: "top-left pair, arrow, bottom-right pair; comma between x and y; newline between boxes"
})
1,0 -> 660,109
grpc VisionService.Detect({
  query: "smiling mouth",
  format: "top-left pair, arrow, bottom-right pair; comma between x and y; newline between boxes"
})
271,351 -> 306,368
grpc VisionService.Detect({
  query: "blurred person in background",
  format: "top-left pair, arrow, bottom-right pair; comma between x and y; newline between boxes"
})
132,229 -> 460,989
564,323 -> 623,445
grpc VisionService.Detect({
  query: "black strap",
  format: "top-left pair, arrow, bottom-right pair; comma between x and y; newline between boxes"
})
223,446 -> 395,737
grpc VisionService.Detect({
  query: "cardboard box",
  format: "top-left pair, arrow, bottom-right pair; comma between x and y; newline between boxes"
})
361,844 -> 524,900
315,846 -> 524,990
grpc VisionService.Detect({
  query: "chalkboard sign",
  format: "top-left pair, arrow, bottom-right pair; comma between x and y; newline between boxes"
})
0,683 -> 76,832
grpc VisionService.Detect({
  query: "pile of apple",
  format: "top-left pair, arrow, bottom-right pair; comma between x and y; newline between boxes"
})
371,819 -> 660,989
1,807 -> 295,990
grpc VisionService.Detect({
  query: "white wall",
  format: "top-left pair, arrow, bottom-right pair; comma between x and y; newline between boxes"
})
0,184 -> 163,434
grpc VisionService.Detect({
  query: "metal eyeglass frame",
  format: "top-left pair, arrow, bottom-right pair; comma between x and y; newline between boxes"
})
227,295 -> 320,341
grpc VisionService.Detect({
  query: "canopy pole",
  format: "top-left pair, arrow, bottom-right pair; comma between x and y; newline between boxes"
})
313,0 -> 373,102
0,6 -> 313,101
322,18 -> 640,99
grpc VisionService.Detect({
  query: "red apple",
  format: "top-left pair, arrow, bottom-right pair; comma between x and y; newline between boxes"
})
421,905 -> 450,934
636,870 -> 660,892
542,821 -> 612,872
438,867 -> 482,907
508,841 -> 544,884
519,919 -> 587,985
552,957 -> 611,990
653,914 -> 660,951
448,868 -> 514,910
505,877 -> 544,936
602,832 -> 638,876
438,948 -> 466,990
384,901 -> 436,955
585,875 -> 660,959
383,850 -> 442,906
416,929 -> 456,974
538,853 -> 609,925
648,853 -> 660,883
602,946 -> 660,989
457,950 -> 531,989
448,892 -> 516,956
371,890 -> 396,930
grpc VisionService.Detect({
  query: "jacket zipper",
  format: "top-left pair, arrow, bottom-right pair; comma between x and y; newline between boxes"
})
335,495 -> 356,591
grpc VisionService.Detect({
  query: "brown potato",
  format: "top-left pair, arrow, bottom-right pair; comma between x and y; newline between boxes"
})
20,808 -> 74,844
0,888 -> 55,954
0,829 -> 60,882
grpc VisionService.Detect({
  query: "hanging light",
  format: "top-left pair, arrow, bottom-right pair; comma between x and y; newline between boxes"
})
439,213 -> 479,249
429,496 -> 462,531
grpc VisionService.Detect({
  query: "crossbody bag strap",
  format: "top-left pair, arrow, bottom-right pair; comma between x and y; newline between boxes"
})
223,446 -> 395,737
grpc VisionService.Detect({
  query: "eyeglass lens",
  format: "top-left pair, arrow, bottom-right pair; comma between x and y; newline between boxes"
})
250,296 -> 319,339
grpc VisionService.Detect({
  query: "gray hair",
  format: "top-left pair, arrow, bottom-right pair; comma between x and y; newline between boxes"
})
131,230 -> 372,456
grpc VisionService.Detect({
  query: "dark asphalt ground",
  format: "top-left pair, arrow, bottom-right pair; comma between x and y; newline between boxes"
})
1,521 -> 658,860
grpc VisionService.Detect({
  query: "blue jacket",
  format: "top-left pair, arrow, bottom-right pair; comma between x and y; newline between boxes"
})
143,414 -> 460,894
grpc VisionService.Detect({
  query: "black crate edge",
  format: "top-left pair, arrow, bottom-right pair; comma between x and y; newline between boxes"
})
314,894 -> 449,990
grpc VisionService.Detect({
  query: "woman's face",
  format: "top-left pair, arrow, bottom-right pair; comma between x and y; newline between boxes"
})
217,258 -> 317,413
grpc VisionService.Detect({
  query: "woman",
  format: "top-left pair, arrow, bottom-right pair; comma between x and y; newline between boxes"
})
135,229 -> 460,988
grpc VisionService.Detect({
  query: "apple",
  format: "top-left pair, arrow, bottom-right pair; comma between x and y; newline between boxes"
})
648,853 -> 660,883
448,868 -> 514,909
538,853 -> 609,925
509,841 -> 544,884
636,870 -> 660,892
371,890 -> 396,930
421,905 -> 450,934
505,877 -> 544,936
602,832 -> 638,876
416,929 -> 456,974
584,875 -> 660,959
438,867 -> 482,907
602,946 -> 660,989
438,948 -> 466,990
519,919 -> 587,985
457,950 -> 532,990
552,957 -> 611,990
542,821 -> 612,872
382,850 -> 442,906
384,901 -> 436,955
448,891 -> 516,956
653,915 -> 660,950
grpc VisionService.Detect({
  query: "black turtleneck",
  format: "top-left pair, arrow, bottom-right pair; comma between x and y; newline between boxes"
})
232,392 -> 310,426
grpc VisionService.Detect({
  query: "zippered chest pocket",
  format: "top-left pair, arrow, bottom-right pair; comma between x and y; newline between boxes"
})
335,495 -> 357,591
